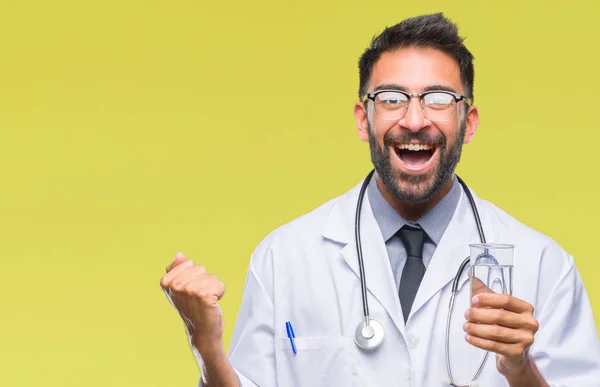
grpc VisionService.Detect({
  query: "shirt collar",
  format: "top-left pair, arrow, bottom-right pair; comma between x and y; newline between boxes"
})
367,172 -> 461,245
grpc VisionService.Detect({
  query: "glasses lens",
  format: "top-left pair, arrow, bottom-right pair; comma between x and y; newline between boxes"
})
423,92 -> 456,122
375,91 -> 408,121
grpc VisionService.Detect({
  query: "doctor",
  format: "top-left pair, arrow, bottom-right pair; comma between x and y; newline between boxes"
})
160,13 -> 600,386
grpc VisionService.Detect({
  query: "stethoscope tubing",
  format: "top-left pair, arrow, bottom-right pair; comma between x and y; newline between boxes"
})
354,170 -> 489,387
355,169 -> 376,324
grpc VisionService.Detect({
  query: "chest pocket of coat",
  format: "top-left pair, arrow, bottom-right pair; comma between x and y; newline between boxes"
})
275,336 -> 355,387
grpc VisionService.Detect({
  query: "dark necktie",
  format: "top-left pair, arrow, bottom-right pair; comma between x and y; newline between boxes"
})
397,224 -> 426,323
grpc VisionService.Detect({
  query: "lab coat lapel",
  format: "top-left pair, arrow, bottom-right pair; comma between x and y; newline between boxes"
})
408,188 -> 488,320
322,181 -> 406,337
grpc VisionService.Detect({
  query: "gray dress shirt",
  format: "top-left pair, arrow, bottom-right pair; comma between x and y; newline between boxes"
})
367,174 -> 461,292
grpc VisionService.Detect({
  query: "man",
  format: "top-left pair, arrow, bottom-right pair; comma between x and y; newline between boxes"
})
160,13 -> 600,386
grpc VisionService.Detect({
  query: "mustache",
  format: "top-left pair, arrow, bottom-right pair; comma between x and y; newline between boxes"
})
383,131 -> 446,148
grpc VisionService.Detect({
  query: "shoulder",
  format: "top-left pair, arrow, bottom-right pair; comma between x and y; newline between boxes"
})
254,198 -> 337,252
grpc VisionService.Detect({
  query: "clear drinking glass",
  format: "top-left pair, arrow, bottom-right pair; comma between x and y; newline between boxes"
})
470,243 -> 514,305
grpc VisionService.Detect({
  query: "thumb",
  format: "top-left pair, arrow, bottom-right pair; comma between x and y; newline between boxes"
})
166,252 -> 187,273
471,275 -> 494,296
468,266 -> 495,295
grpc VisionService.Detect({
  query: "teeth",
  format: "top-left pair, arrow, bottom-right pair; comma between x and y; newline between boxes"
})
397,144 -> 432,151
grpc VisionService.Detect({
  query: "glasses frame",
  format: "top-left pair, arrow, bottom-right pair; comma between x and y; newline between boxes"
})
362,89 -> 472,123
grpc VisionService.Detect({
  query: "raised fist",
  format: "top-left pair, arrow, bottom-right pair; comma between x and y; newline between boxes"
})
160,252 -> 226,351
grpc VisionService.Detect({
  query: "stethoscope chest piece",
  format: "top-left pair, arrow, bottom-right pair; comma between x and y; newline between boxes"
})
354,319 -> 384,350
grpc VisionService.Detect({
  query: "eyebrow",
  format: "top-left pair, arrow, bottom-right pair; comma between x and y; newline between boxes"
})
372,84 -> 458,93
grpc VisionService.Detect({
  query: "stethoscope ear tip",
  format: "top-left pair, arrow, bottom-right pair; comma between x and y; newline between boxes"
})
440,377 -> 451,385
469,382 -> 479,387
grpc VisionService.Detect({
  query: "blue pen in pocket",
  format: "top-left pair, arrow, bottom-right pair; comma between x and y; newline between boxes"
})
285,321 -> 297,354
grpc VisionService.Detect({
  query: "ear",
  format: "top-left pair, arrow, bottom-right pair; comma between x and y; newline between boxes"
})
463,104 -> 479,144
354,101 -> 369,143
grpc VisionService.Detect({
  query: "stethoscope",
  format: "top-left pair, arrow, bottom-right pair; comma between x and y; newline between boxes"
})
353,169 -> 497,387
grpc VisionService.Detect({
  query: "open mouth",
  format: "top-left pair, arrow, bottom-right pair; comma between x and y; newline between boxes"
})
393,143 -> 437,171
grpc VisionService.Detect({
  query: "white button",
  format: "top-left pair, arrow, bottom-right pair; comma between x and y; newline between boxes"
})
407,333 -> 419,349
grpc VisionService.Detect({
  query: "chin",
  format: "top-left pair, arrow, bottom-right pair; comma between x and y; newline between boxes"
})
391,170 -> 441,203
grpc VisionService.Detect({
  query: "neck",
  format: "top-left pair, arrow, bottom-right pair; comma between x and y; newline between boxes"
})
376,176 -> 454,222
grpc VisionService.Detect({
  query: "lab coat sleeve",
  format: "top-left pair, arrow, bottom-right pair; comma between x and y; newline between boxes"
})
196,235 -> 277,387
531,254 -> 600,386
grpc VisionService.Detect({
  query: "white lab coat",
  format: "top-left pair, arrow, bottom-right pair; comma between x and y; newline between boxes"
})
197,179 -> 600,386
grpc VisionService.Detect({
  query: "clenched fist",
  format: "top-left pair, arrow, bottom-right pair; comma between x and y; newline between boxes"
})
160,252 -> 226,353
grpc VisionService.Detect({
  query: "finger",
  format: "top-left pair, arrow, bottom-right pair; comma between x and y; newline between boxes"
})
473,293 -> 534,314
168,269 -> 213,291
160,259 -> 196,289
175,265 -> 208,280
185,279 -> 226,301
166,252 -> 187,273
464,322 -> 527,344
212,279 -> 226,300
466,307 -> 539,332
465,334 -> 529,359
170,280 -> 225,310
162,272 -> 212,311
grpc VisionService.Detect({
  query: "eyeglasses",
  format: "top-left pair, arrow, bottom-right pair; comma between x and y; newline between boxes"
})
362,89 -> 472,123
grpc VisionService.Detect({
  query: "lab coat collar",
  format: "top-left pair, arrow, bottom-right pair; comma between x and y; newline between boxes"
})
321,177 -> 495,333
323,178 -> 407,336
408,184 -> 495,322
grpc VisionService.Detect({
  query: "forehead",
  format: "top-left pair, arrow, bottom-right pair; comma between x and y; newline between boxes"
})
369,47 -> 463,93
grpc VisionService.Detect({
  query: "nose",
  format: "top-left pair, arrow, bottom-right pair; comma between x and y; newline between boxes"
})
399,97 -> 426,132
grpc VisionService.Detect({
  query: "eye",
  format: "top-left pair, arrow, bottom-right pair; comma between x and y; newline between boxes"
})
376,92 -> 408,107
423,92 -> 454,107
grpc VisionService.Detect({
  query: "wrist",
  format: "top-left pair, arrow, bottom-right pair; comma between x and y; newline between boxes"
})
502,357 -> 547,387
498,352 -> 529,377
192,335 -> 225,358
503,365 -> 531,387
190,336 -> 239,387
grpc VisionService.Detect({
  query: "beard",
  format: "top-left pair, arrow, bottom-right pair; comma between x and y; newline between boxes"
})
368,120 -> 466,203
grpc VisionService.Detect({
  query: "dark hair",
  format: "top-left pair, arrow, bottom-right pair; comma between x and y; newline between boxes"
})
358,13 -> 475,102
